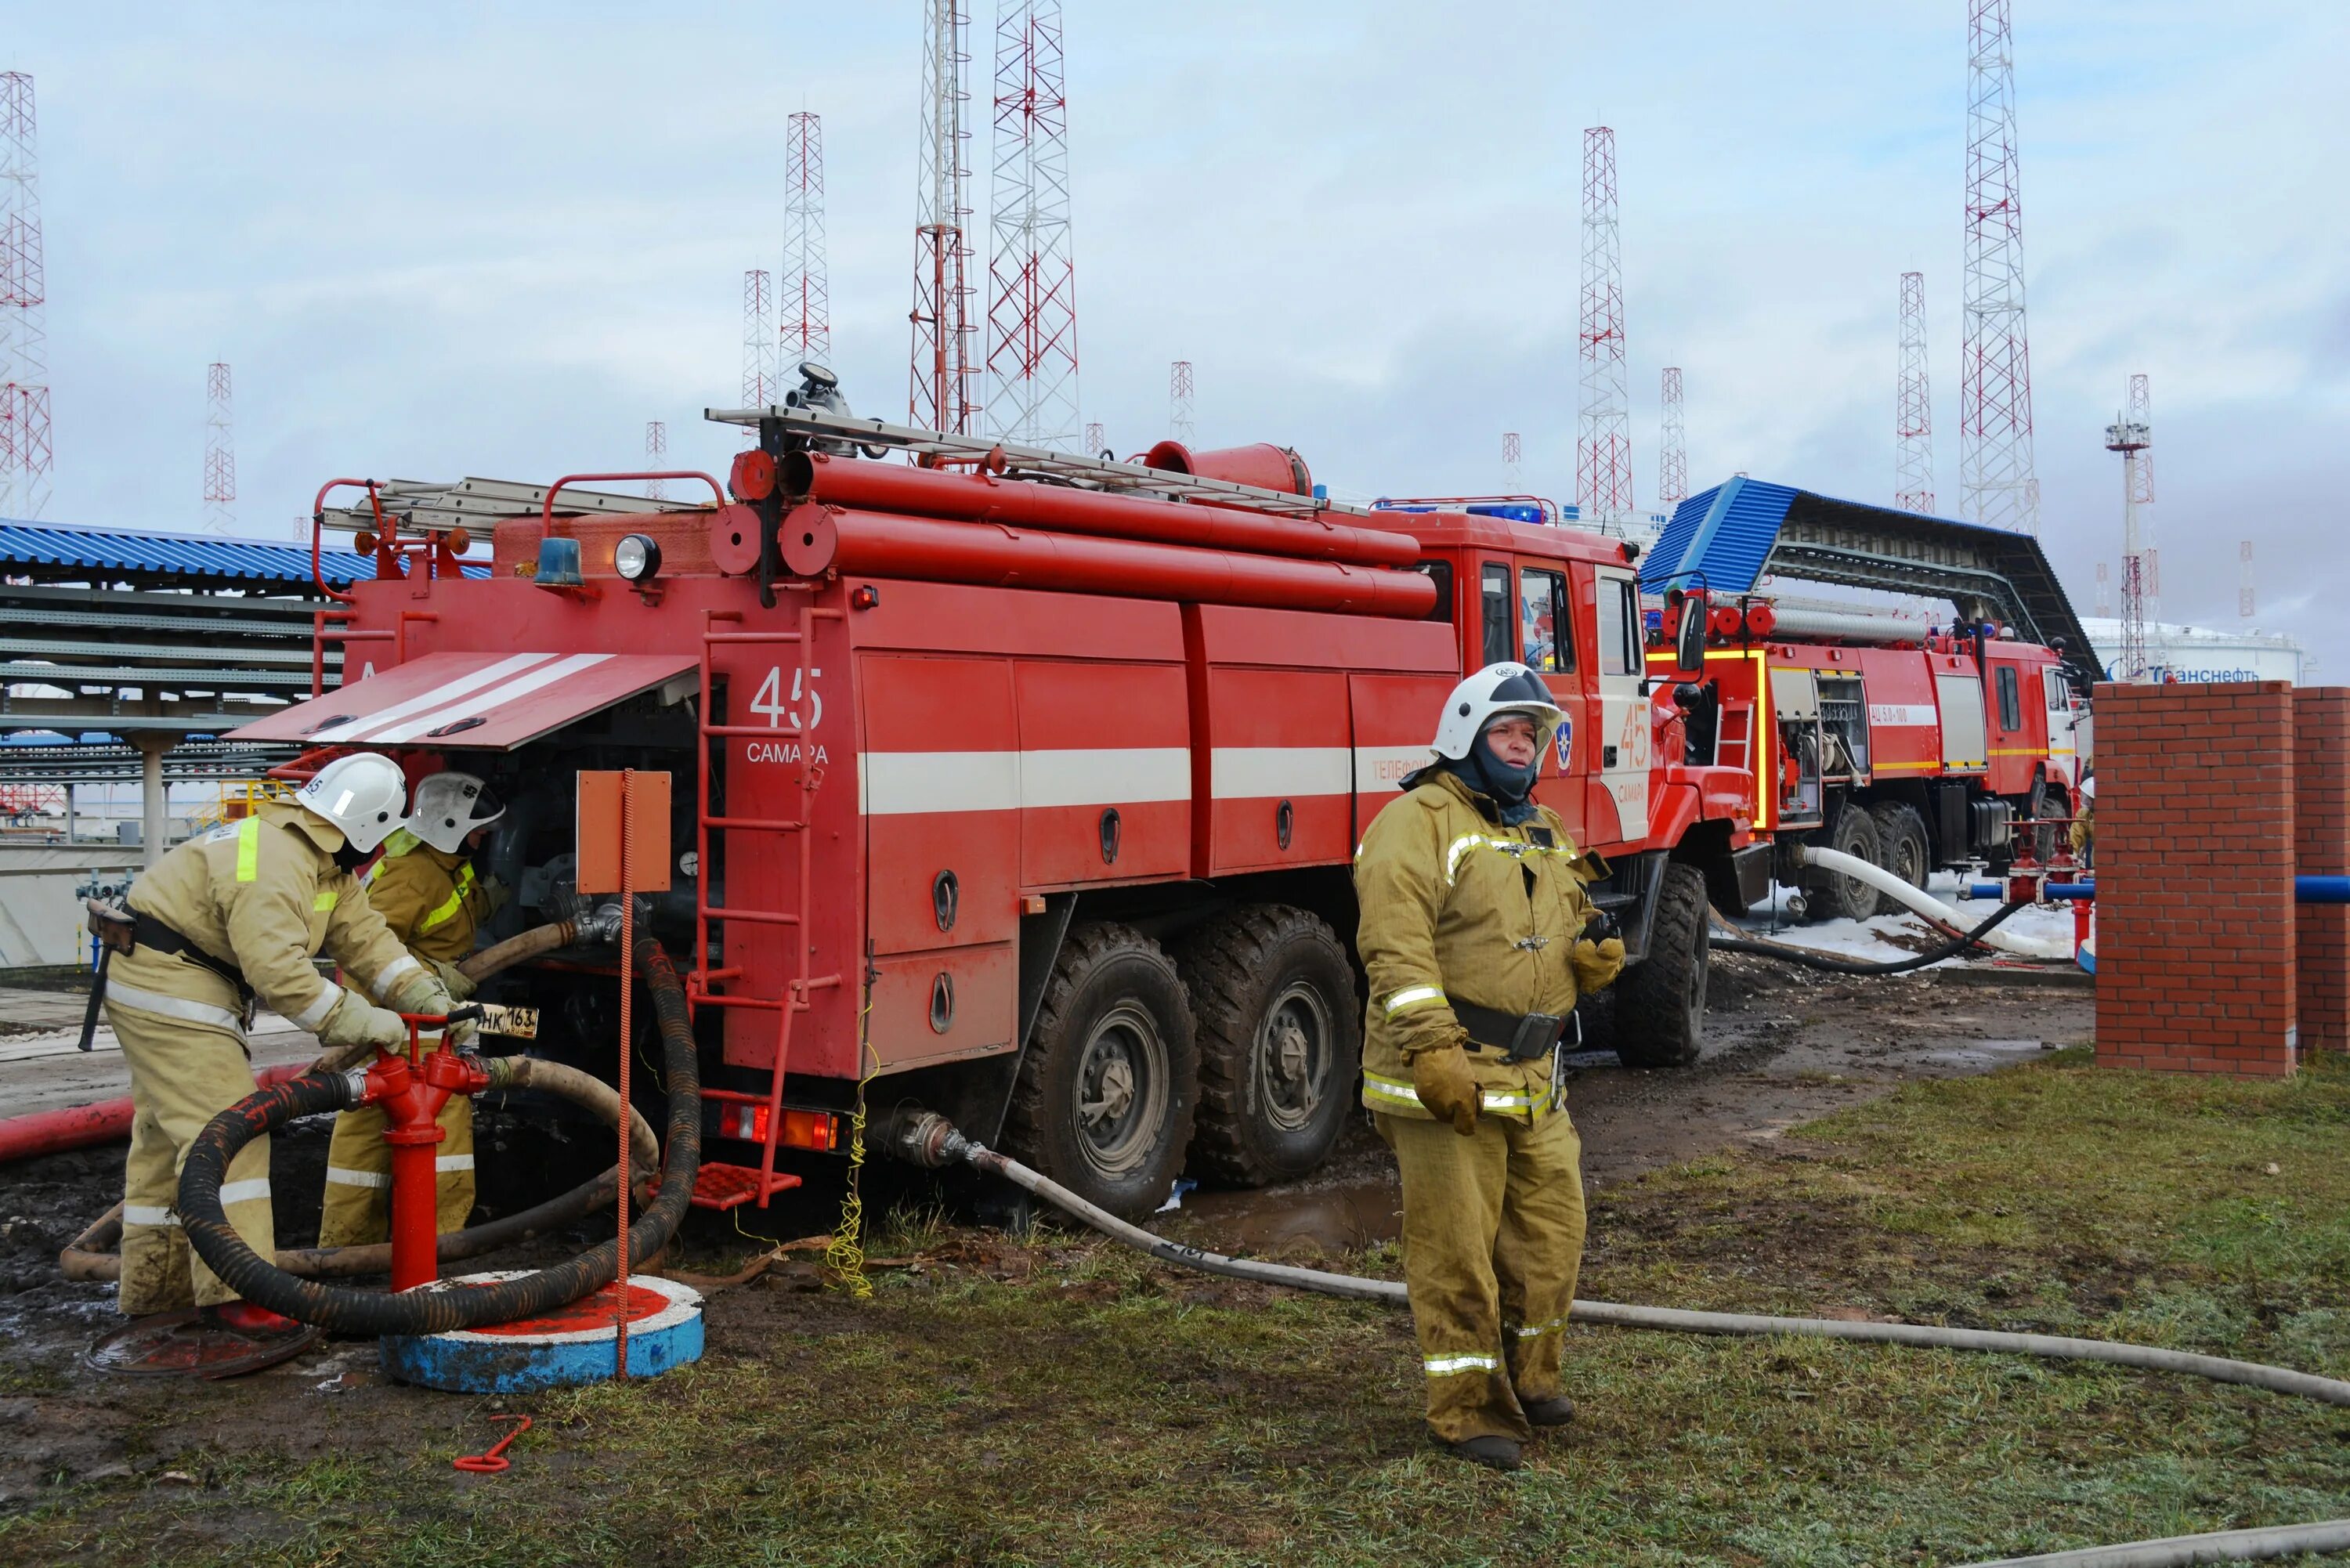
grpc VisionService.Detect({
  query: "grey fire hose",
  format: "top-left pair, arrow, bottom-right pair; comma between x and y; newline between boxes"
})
884,1111 -> 2350,1567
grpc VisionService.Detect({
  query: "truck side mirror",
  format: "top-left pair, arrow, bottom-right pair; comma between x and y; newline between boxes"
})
1675,593 -> 1708,673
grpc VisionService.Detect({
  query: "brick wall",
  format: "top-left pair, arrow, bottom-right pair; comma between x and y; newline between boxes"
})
2295,688 -> 2350,1053
2093,681 -> 2298,1075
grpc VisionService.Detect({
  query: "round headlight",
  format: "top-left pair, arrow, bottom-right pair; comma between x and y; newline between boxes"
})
614,533 -> 661,583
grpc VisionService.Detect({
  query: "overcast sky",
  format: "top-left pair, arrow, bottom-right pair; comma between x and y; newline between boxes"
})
10,3 -> 2347,671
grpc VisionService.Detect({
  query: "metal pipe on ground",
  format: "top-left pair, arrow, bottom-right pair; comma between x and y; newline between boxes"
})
1799,845 -> 2074,960
0,1061 -> 312,1165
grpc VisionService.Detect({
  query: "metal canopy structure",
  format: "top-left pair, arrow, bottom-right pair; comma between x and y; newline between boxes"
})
1639,476 -> 2097,684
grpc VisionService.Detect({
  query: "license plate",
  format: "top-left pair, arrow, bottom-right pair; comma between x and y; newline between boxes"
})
476,1003 -> 539,1041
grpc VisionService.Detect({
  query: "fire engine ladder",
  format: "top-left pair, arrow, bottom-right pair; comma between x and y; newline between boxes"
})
1715,700 -> 1755,775
703,405 -> 1377,520
685,598 -> 844,1210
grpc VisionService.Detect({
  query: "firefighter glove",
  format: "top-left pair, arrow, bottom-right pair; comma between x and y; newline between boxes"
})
427,956 -> 479,1003
1571,937 -> 1626,993
314,991 -> 411,1053
1411,1042 -> 1481,1136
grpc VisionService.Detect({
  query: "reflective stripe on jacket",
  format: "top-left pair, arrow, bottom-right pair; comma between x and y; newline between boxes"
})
1354,769 -> 1602,1122
363,834 -> 494,964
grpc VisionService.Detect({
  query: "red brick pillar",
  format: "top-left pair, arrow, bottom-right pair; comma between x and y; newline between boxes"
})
2295,688 -> 2350,1052
2093,681 -> 2297,1075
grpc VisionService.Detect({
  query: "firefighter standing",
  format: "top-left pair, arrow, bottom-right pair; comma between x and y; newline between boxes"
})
1354,663 -> 1626,1472
104,753 -> 464,1339
319,771 -> 506,1248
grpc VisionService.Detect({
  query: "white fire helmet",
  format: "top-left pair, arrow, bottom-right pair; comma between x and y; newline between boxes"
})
407,771 -> 506,854
295,753 -> 409,854
1430,662 -> 1567,761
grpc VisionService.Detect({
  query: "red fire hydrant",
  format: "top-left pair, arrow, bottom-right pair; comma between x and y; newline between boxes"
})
363,1008 -> 490,1292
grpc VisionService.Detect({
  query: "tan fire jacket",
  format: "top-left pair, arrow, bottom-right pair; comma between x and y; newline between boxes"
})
1354,769 -> 1614,1122
363,830 -> 500,965
120,800 -> 422,1039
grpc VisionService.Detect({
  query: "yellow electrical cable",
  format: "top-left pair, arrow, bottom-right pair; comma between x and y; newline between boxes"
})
823,985 -> 878,1299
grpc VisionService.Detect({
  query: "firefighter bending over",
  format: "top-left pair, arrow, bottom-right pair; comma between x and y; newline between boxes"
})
103,753 -> 466,1342
319,771 -> 506,1248
1354,663 -> 1626,1472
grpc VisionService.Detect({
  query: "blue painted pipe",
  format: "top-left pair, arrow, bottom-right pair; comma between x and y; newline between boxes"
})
1969,876 -> 2350,903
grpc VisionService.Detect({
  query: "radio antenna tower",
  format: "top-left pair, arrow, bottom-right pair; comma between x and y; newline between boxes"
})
644,420 -> 667,501
1578,127 -> 1633,523
0,72 -> 52,519
911,0 -> 978,435
204,363 -> 234,530
780,113 -> 830,370
984,1 -> 1079,447
740,268 -> 776,449
2105,399 -> 2152,681
2094,560 -> 2110,619
1961,1 -> 2040,533
1658,368 -> 1687,508
1896,271 -> 1935,512
1170,359 -> 1193,443
2240,540 -> 2255,619
1083,420 -> 1104,456
1502,431 -> 1523,490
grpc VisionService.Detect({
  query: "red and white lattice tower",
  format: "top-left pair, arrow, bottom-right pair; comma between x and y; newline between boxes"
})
0,72 -> 52,519
741,268 -> 776,448
780,112 -> 830,374
204,362 -> 235,530
2126,372 -> 2154,506
984,1 -> 1079,447
1502,431 -> 1523,490
1083,420 -> 1103,455
1896,271 -> 1935,513
1577,127 -> 1633,523
645,421 -> 667,502
1658,369 -> 1687,509
2105,401 -> 2152,681
2240,540 -> 2255,619
2094,560 -> 2110,618
1961,1 -> 2040,534
2127,374 -> 2158,630
1170,359 -> 1193,443
911,0 -> 979,435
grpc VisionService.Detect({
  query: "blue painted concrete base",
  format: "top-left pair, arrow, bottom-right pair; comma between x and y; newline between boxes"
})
379,1272 -> 704,1393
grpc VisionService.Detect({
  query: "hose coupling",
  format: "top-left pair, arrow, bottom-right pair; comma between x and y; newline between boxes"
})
882,1108 -> 976,1169
336,1068 -> 371,1107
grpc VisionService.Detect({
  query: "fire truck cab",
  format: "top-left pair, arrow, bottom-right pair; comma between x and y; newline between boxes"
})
241,395 -> 1761,1223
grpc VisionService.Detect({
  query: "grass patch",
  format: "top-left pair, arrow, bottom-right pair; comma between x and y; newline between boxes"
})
7,1055 -> 2350,1566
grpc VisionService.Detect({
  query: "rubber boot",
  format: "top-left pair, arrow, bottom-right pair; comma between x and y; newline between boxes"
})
208,1301 -> 305,1336
1444,1435 -> 1523,1472
1522,1395 -> 1576,1427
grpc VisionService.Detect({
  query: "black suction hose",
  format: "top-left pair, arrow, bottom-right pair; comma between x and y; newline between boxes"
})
1708,898 -> 2030,976
178,934 -> 700,1335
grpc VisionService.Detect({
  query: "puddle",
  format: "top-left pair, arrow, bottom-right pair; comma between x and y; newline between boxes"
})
1163,1176 -> 1402,1255
1916,1037 -> 2053,1069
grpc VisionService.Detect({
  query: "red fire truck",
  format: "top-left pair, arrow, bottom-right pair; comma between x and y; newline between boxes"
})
1648,595 -> 2085,922
242,379 -> 1764,1220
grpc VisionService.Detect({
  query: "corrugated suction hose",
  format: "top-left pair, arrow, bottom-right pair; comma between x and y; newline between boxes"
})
176,934 -> 700,1336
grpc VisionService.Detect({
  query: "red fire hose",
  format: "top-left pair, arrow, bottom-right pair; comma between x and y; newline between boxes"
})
0,1062 -> 312,1165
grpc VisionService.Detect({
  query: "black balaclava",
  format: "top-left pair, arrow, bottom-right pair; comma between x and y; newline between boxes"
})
332,840 -> 371,874
1444,711 -> 1542,826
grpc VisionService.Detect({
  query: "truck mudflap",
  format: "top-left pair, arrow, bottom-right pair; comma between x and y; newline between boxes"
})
1586,851 -> 1670,964
1711,842 -> 1773,918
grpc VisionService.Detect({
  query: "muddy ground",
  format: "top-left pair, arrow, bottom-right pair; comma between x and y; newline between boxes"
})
0,955 -> 2092,1505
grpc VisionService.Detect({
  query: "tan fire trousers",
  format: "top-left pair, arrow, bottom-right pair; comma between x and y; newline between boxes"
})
317,1096 -> 475,1248
109,981 -> 274,1315
1377,1104 -> 1587,1444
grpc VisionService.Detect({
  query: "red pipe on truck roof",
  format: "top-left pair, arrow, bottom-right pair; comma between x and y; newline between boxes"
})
775,504 -> 1440,617
783,451 -> 1423,570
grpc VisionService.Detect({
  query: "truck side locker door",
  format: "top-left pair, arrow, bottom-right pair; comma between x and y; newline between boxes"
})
1589,565 -> 1650,844
1014,658 -> 1191,887
859,653 -> 1021,1070
1987,659 -> 2027,794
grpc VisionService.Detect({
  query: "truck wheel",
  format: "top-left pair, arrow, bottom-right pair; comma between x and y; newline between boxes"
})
1867,801 -> 1932,913
1005,923 -> 1200,1222
1800,806 -> 1882,923
1613,862 -> 1708,1069
1175,905 -> 1360,1187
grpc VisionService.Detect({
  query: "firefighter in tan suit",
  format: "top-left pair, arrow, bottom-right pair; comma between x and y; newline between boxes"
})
1354,663 -> 1626,1472
107,753 -> 461,1340
319,771 -> 505,1248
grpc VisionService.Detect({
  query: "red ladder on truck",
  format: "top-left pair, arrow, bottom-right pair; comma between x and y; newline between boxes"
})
685,597 -> 844,1209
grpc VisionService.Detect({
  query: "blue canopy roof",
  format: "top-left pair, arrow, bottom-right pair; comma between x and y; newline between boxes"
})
0,520 -> 489,587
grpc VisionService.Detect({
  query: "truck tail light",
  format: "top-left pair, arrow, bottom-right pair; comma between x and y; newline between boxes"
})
718,1104 -> 841,1152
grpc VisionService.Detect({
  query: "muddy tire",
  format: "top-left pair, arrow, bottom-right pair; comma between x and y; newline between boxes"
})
1800,805 -> 1882,923
1867,801 -> 1932,914
1005,923 -> 1200,1222
1614,862 -> 1708,1069
1174,905 -> 1360,1188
